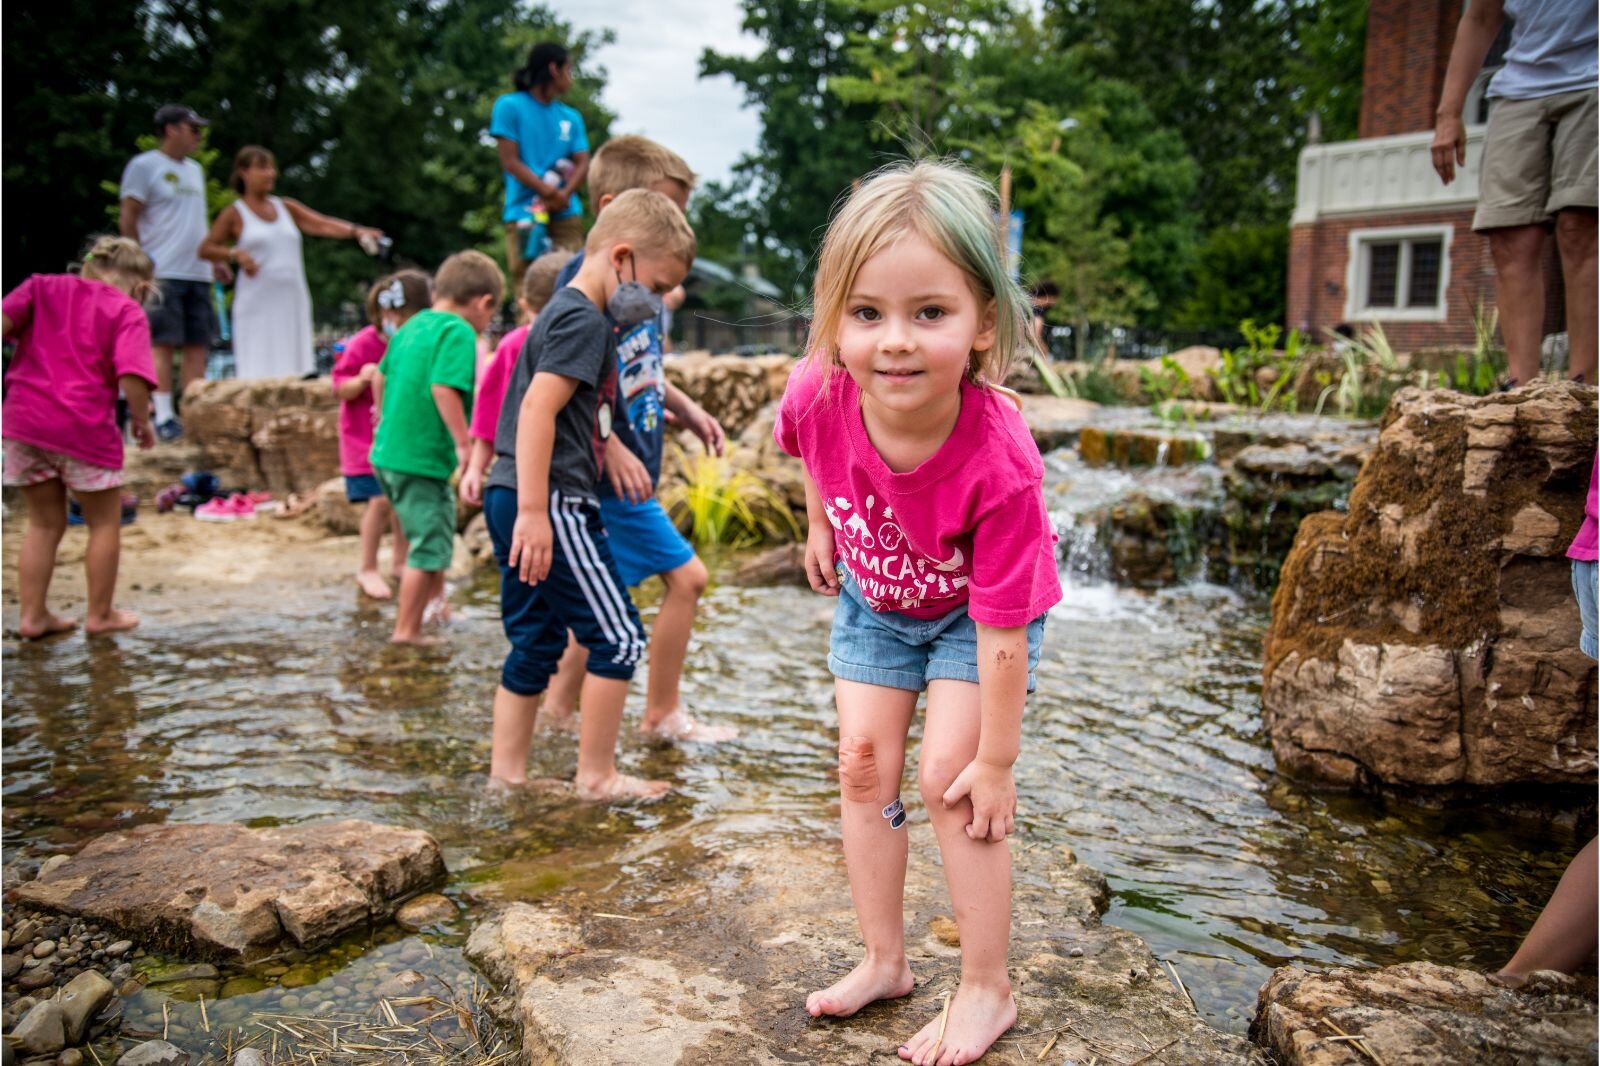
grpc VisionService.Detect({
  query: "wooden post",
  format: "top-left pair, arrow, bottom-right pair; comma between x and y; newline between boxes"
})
997,164 -> 1012,266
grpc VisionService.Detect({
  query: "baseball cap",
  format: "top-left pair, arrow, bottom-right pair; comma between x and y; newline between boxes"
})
153,104 -> 209,129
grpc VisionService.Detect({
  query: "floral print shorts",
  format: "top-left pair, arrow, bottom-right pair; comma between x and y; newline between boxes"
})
2,440 -> 122,493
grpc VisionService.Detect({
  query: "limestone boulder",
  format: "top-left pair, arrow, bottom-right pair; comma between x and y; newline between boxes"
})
1250,962 -> 1596,1065
12,820 -> 445,958
663,354 -> 794,437
466,830 -> 1263,1066
1263,383 -> 1597,790
1018,394 -> 1103,453
183,378 -> 341,495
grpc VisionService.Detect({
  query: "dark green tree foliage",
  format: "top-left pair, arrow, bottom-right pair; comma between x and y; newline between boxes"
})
4,1 -> 616,317
1170,222 -> 1288,329
700,0 -> 889,299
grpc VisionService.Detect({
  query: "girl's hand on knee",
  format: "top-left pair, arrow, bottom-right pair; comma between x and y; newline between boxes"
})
943,758 -> 1017,843
805,524 -> 839,596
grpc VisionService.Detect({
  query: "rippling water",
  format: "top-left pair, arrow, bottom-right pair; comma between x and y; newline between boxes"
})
1,454 -> 1584,1039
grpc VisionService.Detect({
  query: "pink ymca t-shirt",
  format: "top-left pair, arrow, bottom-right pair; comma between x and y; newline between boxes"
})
2,275 -> 156,470
331,325 -> 387,476
471,324 -> 529,443
775,360 -> 1062,627
1568,452 -> 1598,562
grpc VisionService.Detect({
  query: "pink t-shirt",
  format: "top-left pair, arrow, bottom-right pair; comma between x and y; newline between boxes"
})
471,324 -> 529,444
1,275 -> 156,470
330,325 -> 386,476
1568,452 -> 1598,562
775,360 -> 1062,627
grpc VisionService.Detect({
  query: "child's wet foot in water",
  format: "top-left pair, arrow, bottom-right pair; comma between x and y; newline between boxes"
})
575,772 -> 671,803
84,608 -> 139,635
19,611 -> 79,640
357,568 -> 393,599
898,981 -> 1016,1066
642,707 -> 739,743
805,957 -> 915,1018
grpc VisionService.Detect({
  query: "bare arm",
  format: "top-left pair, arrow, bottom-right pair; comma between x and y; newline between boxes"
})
120,374 -> 155,450
2,314 -> 12,337
495,138 -> 558,198
800,468 -> 839,595
939,622 -> 1029,843
283,199 -> 382,243
334,368 -> 374,401
119,198 -> 144,240
197,205 -> 244,264
1432,0 -> 1505,184
508,372 -> 582,583
430,384 -> 471,466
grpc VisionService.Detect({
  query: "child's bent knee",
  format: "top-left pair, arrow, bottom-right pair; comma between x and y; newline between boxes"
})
839,736 -> 880,802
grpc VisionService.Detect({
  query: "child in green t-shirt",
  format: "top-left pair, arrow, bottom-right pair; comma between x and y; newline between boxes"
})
371,250 -> 504,644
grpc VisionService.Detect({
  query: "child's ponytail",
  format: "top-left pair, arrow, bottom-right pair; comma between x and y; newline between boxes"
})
78,235 -> 158,305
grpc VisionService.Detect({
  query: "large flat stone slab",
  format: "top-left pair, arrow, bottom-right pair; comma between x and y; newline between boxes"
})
1251,961 -> 1597,1064
13,820 -> 444,959
467,826 -> 1263,1065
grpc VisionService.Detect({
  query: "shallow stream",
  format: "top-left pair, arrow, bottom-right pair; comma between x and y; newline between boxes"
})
1,443 -> 1584,1054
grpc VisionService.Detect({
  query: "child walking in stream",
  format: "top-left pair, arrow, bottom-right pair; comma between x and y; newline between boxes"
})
774,161 -> 1061,1065
3,236 -> 160,638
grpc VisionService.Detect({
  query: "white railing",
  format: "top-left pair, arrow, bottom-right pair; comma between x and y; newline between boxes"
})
1292,126 -> 1486,225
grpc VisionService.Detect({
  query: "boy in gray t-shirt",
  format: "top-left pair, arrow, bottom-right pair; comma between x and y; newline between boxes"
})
480,189 -> 697,802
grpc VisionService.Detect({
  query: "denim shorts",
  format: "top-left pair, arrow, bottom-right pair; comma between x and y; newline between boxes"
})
344,474 -> 384,504
598,491 -> 695,587
828,565 -> 1046,692
1574,559 -> 1597,660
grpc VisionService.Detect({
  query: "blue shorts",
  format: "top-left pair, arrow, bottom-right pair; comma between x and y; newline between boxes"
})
485,486 -> 645,695
345,474 -> 384,503
597,491 -> 696,587
1574,559 -> 1597,660
828,566 -> 1047,693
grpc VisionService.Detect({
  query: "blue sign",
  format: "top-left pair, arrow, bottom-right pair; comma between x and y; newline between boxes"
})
1006,210 -> 1024,279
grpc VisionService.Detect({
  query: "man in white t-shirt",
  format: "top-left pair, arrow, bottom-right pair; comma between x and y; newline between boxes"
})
119,104 -> 233,440
1433,0 -> 1598,388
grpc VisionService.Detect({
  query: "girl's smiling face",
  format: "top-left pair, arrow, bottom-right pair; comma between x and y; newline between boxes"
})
835,231 -> 996,421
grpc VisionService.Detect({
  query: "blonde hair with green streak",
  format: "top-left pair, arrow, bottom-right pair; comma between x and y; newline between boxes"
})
806,159 -> 1039,384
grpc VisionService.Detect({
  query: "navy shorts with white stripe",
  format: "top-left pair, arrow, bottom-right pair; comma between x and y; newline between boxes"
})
484,485 -> 646,695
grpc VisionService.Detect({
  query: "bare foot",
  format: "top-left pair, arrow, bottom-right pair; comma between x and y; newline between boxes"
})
574,772 -> 672,803
806,957 -> 915,1018
357,569 -> 393,599
18,612 -> 79,640
642,708 -> 740,744
899,981 -> 1016,1065
486,775 -> 573,797
84,609 -> 140,636
535,708 -> 579,734
389,631 -> 445,647
423,596 -> 453,626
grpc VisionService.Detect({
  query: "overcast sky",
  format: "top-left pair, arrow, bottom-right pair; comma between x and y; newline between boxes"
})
548,0 -> 764,185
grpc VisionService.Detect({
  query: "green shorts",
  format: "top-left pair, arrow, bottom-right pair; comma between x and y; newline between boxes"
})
373,467 -> 455,572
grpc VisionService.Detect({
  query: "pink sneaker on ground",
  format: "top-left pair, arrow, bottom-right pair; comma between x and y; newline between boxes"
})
194,497 -> 237,522
227,493 -> 258,519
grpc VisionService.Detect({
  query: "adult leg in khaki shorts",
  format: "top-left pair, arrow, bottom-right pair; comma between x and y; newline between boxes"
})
1475,90 -> 1598,385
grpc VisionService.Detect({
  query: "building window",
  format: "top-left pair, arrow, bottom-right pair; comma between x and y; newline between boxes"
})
1345,225 -> 1453,322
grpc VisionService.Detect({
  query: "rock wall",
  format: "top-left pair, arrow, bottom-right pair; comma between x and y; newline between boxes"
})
183,378 -> 340,495
663,353 -> 794,437
1262,383 -> 1597,790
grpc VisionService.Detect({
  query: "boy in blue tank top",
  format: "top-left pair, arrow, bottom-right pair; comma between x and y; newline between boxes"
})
542,135 -> 738,744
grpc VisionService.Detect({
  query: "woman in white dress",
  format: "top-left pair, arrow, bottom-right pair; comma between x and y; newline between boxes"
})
199,146 -> 383,380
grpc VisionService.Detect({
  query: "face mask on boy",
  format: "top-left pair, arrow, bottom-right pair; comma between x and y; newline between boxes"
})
606,254 -> 663,329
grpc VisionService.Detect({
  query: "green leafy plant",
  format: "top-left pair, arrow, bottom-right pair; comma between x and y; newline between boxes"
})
1210,319 -> 1304,411
659,447 -> 800,549
1314,322 -> 1425,418
1436,302 -> 1505,396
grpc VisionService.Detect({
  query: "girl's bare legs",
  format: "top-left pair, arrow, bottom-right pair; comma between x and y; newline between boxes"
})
807,679 -> 918,1017
78,487 -> 139,635
17,480 -> 77,638
901,679 -> 1016,1066
489,684 -> 541,785
357,497 -> 395,599
538,633 -> 586,732
1496,836 -> 1599,986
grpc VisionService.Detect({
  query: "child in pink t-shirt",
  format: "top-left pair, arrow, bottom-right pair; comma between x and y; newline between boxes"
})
773,162 -> 1061,1066
2,236 -> 159,638
332,270 -> 430,598
460,248 -> 574,507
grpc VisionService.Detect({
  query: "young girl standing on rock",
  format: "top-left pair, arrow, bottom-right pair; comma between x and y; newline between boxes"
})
3,236 -> 159,637
774,161 -> 1061,1066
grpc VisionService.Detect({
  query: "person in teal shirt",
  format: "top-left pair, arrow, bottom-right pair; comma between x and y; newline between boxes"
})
492,42 -> 591,288
371,250 -> 504,644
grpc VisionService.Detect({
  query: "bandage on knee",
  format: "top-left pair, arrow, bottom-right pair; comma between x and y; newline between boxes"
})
838,736 -> 879,802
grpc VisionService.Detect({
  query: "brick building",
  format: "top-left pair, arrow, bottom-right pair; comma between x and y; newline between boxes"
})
1286,0 -> 1563,351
